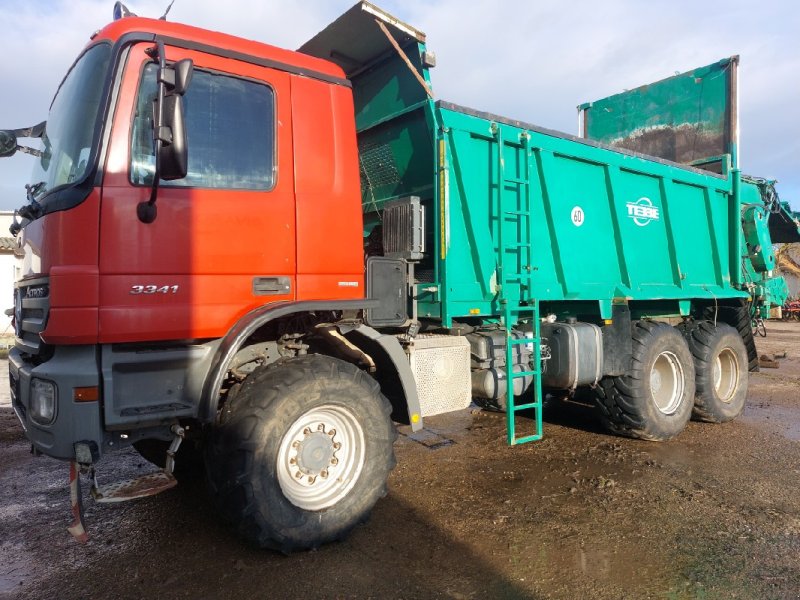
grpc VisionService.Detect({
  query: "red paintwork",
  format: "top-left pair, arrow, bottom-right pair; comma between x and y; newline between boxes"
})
21,193 -> 100,344
93,17 -> 346,81
291,75 -> 365,299
28,18 -> 366,345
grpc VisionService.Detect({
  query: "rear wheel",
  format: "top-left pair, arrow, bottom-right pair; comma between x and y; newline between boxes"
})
595,320 -> 695,441
678,321 -> 748,423
205,354 -> 396,552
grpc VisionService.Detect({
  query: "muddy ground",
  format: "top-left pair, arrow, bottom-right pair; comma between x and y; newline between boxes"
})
1,323 -> 799,599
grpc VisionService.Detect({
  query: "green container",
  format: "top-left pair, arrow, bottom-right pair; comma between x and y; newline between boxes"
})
417,102 -> 755,325
301,3 -> 775,328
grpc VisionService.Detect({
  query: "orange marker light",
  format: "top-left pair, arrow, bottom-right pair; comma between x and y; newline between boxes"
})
74,386 -> 99,402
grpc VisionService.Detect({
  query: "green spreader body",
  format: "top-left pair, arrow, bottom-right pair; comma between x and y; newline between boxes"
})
423,103 -> 751,325
300,1 -> 799,444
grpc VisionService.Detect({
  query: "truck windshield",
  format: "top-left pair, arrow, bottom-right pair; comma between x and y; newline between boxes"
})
28,43 -> 111,198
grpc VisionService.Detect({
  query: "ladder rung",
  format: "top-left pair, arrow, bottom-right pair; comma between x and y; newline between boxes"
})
511,369 -> 539,378
503,243 -> 531,249
508,337 -> 538,345
510,434 -> 543,445
504,177 -> 528,185
503,210 -> 530,217
511,402 -> 540,411
504,272 -> 534,279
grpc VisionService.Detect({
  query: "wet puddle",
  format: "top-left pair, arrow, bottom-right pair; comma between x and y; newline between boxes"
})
741,403 -> 800,441
0,544 -> 32,597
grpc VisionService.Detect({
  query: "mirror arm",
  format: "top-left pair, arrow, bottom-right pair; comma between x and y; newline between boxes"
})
138,41 -> 167,224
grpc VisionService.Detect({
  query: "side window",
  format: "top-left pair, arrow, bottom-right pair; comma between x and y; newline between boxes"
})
130,63 -> 275,190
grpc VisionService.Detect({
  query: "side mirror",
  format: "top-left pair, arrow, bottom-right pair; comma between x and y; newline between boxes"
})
157,94 -> 187,180
139,44 -> 193,223
173,59 -> 193,95
0,130 -> 17,157
155,58 -> 193,181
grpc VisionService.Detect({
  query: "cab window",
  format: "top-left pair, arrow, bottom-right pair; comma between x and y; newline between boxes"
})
130,63 -> 275,190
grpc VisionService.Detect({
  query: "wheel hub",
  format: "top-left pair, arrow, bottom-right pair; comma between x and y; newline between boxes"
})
650,350 -> 685,415
277,405 -> 365,511
712,348 -> 739,403
293,427 -> 338,479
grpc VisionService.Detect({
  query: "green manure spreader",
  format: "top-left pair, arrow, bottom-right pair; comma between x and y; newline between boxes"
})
303,2 -> 800,445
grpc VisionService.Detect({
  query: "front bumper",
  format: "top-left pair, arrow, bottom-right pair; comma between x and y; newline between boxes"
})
10,345 -> 104,461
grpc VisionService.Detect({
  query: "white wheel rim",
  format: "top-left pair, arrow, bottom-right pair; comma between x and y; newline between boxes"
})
650,350 -> 685,415
713,348 -> 739,403
277,404 -> 365,511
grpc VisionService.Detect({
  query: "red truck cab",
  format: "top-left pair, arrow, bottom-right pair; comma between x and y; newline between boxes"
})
12,16 -> 374,460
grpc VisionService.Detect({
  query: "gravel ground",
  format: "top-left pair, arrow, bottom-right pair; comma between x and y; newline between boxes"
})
1,323 -> 799,599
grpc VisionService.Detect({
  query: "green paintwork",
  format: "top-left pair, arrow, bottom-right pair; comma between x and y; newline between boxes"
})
335,5 -> 781,445
580,57 -> 738,169
739,178 -> 791,318
421,104 -> 749,326
353,41 -> 437,236
742,204 -> 776,272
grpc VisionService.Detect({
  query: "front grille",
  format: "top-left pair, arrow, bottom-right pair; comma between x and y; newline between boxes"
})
14,276 -> 50,356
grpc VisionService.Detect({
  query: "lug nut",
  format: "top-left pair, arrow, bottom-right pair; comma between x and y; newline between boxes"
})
320,470 -> 329,479
295,471 -> 303,479
328,429 -> 336,437
292,440 -> 300,448
317,423 -> 325,432
289,457 -> 296,465
303,427 -> 311,435
330,457 -> 339,466
333,442 -> 341,450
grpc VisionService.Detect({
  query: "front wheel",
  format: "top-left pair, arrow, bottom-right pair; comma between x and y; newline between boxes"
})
205,355 -> 396,551
594,320 -> 695,441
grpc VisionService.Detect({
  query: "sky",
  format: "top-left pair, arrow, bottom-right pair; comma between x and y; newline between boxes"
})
0,0 -> 797,212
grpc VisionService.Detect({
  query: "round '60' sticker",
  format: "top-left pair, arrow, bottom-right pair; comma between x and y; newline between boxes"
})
571,206 -> 585,227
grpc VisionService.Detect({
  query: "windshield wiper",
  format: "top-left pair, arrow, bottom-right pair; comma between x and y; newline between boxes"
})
10,181 -> 45,235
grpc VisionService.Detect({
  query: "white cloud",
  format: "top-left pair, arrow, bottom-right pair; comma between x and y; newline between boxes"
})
0,0 -> 797,209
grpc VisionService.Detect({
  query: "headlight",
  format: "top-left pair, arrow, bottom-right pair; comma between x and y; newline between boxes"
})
30,378 -> 57,425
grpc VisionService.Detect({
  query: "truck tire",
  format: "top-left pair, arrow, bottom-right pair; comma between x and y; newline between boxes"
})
709,302 -> 758,371
205,354 -> 396,552
594,320 -> 695,441
677,321 -> 748,423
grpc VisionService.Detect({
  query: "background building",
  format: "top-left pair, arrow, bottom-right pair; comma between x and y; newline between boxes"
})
776,244 -> 800,299
0,211 -> 17,345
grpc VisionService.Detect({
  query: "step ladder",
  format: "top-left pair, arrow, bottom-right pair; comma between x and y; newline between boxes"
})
492,123 -> 543,445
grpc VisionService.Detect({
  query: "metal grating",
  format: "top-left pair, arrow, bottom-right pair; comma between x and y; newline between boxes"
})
359,140 -> 400,195
408,335 -> 471,417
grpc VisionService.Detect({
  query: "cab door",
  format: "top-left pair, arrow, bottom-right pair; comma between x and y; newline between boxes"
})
99,42 -> 295,343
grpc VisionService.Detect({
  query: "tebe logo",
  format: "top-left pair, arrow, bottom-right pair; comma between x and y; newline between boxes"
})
626,197 -> 660,226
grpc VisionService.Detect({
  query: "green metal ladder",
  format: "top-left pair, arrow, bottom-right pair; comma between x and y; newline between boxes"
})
492,123 -> 543,445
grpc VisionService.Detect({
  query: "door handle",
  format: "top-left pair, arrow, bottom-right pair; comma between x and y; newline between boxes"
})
252,276 -> 291,296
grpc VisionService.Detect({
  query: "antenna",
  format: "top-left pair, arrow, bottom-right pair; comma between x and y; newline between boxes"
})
159,0 -> 175,20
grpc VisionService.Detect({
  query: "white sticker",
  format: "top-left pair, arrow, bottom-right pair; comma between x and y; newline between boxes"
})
626,197 -> 660,226
571,206 -> 585,227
